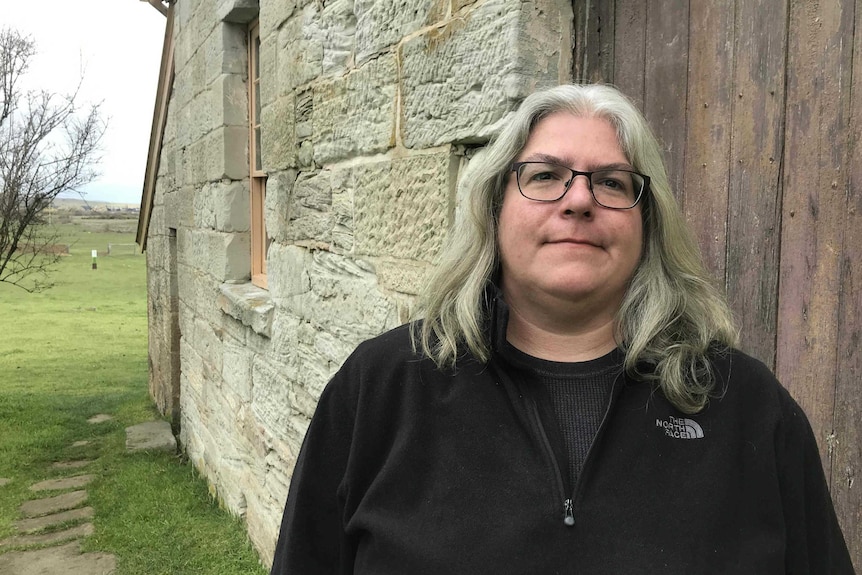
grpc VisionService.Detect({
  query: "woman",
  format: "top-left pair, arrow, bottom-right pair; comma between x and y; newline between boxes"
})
270,84 -> 854,574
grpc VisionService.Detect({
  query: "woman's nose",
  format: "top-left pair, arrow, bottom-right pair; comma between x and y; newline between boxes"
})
560,174 -> 595,214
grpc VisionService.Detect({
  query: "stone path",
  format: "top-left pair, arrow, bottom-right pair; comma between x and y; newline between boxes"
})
0,416 -> 177,575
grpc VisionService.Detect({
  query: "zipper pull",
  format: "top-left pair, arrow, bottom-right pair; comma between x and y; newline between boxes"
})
563,499 -> 575,526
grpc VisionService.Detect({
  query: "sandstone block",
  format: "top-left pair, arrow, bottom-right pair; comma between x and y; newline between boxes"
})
174,28 -> 191,72
355,0 -> 435,64
184,228 -> 249,282
163,187 -> 194,231
283,170 -> 332,243
266,243 -> 312,301
277,250 -> 399,348
190,93 -> 211,144
205,127 -> 249,181
312,53 -> 397,164
330,166 -> 355,253
218,0 -> 259,23
250,358 -> 294,437
191,315 -> 225,374
261,93 -> 298,172
262,169 -> 296,243
268,311 -> 306,368
149,204 -> 166,239
276,8 -> 323,92
353,151 -> 454,262
211,22 -> 248,84
259,33 -> 278,106
194,180 -> 250,233
453,0 -> 479,10
288,369 -> 326,417
213,73 -> 248,129
260,0 -> 300,38
179,376 -> 205,448
126,421 -> 177,453
245,487 -> 282,569
190,50 -> 208,101
295,89 -> 313,141
318,0 -> 356,76
400,0 -> 519,148
188,138 -> 208,185
400,0 -> 566,149
222,340 -> 254,402
376,259 -> 430,295
218,281 -> 274,337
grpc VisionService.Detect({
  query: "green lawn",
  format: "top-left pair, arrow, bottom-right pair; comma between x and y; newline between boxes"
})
0,221 -> 267,574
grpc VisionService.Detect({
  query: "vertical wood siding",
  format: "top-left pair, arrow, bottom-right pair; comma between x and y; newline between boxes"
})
572,0 -> 861,566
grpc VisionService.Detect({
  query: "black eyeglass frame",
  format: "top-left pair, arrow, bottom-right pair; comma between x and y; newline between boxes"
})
510,161 -> 651,210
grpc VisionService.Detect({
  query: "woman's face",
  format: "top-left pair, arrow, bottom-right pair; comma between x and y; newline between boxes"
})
497,112 -> 644,323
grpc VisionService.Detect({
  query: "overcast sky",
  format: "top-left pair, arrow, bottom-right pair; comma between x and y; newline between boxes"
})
2,1 -> 167,205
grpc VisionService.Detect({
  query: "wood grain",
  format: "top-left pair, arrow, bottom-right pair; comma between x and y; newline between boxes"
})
682,1 -> 735,283
816,0 -> 862,564
612,0 -> 647,110
642,0 -> 689,203
724,0 -> 787,368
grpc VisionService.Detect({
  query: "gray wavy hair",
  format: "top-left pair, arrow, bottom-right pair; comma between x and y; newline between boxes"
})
412,83 -> 738,414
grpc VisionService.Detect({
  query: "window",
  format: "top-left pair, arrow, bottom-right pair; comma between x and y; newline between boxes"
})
249,21 -> 268,288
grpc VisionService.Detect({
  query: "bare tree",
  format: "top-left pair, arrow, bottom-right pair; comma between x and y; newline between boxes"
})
0,27 -> 104,291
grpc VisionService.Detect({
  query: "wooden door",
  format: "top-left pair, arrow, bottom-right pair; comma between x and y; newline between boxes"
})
571,0 -> 861,565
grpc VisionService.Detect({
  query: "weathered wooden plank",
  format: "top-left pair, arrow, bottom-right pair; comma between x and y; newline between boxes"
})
828,0 -> 862,566
682,1 -> 734,283
642,0 -> 689,203
724,0 -> 786,368
833,203 -> 862,569
572,0 -> 615,83
612,0 -> 646,110
776,0 -> 852,472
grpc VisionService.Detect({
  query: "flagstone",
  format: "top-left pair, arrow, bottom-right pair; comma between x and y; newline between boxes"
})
13,506 -> 95,534
0,541 -> 116,575
30,475 -> 94,492
0,522 -> 93,548
20,490 -> 88,518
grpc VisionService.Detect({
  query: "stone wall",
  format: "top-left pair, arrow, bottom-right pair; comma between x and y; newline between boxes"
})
145,0 -> 573,564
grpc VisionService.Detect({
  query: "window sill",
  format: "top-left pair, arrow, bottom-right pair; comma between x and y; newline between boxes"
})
218,281 -> 274,338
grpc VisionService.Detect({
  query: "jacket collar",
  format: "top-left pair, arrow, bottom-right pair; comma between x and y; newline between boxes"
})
483,281 -> 631,378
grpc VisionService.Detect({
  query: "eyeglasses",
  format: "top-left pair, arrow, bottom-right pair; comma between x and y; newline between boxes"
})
510,161 -> 650,210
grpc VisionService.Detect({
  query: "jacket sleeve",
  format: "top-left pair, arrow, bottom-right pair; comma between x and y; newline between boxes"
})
270,367 -> 358,575
777,387 -> 856,574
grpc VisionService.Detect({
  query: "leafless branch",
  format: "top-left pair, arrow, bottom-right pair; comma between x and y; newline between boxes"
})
0,27 -> 105,291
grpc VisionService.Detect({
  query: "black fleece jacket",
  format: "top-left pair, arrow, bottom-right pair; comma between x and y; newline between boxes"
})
270,303 -> 854,574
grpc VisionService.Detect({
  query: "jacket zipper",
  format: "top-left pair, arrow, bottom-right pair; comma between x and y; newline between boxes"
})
530,375 -> 624,528
529,398 -> 572,526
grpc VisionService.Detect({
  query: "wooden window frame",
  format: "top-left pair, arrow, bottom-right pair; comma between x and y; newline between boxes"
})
248,21 -> 267,288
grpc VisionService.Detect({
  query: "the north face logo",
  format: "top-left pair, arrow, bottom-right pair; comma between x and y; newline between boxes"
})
655,415 -> 704,439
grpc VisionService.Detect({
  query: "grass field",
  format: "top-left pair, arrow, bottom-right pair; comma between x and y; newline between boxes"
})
0,221 -> 267,574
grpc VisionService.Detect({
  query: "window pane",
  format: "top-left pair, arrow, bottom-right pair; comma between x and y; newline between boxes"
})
254,80 -> 261,122
255,127 -> 262,172
254,36 -> 260,80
